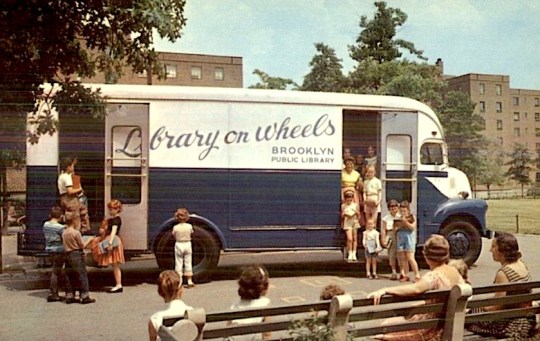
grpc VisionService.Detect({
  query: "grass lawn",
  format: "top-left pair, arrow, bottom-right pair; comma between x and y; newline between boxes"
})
486,198 -> 540,235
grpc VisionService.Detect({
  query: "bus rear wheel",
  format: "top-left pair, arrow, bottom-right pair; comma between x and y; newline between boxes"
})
155,225 -> 220,283
440,221 -> 482,266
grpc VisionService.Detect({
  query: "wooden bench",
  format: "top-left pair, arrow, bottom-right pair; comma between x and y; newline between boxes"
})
463,280 -> 540,340
157,283 -> 472,341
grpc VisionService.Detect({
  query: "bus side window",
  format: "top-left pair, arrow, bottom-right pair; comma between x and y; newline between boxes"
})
420,143 -> 443,165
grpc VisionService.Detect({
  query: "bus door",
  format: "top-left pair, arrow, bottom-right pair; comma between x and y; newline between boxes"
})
380,112 -> 418,216
105,103 -> 149,251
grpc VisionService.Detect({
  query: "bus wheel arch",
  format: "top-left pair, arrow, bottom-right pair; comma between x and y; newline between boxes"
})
440,216 -> 482,267
154,223 -> 221,283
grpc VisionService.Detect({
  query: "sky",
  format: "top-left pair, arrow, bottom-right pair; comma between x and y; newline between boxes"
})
154,0 -> 540,90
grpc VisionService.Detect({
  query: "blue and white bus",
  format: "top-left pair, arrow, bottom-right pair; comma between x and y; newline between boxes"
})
19,84 -> 489,279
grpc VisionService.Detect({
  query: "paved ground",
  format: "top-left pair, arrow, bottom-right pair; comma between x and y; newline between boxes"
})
1,230 -> 540,340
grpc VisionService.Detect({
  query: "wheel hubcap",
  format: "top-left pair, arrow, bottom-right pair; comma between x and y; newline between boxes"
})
447,231 -> 470,257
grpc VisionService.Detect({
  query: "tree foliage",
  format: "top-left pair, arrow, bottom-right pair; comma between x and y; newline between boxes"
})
438,91 -> 485,180
349,1 -> 426,64
348,59 -> 445,108
301,43 -> 347,92
475,137 -> 506,197
0,0 -> 187,141
505,143 -> 536,197
249,69 -> 297,90
0,0 -> 187,195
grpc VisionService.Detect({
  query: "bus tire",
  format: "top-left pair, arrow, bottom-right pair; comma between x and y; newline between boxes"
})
155,225 -> 220,283
440,221 -> 482,266
191,226 -> 220,283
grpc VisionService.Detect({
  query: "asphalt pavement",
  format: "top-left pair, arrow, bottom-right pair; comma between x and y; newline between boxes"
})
2,231 -> 540,340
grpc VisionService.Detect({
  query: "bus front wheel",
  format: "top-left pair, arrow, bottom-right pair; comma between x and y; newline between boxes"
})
440,221 -> 482,266
155,225 -> 220,283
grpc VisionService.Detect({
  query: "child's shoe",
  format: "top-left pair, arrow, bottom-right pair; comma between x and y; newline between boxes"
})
80,297 -> 96,304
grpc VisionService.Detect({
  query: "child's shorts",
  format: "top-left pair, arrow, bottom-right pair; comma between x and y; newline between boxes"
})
397,231 -> 416,252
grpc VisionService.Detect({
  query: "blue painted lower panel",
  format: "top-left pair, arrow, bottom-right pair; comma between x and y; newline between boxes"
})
148,168 -> 343,249
21,166 -> 59,254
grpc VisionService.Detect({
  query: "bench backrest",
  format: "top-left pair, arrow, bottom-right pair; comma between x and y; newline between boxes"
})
466,280 -> 540,324
348,283 -> 472,340
159,284 -> 472,341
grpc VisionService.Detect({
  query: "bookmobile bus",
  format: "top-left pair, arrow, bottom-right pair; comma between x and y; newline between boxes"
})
18,84 -> 490,280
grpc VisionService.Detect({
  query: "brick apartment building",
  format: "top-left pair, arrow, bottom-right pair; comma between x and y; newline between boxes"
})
445,65 -> 540,183
82,52 -> 243,88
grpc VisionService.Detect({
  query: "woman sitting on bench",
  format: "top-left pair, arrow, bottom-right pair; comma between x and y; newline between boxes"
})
466,231 -> 537,339
367,234 -> 465,340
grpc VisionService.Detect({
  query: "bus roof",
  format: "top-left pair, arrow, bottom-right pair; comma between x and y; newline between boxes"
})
87,83 -> 439,120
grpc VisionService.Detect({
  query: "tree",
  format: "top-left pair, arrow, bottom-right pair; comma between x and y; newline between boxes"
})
300,43 -> 347,92
0,0 -> 187,141
438,91 -> 485,180
249,69 -> 298,90
349,1 -> 426,64
348,59 -> 445,108
505,143 -> 536,198
475,137 -> 506,198
0,0 -> 187,201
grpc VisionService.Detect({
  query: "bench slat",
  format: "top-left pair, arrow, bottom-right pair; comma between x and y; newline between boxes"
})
465,305 -> 540,324
350,318 -> 442,337
472,280 -> 540,295
467,292 -> 540,309
349,302 -> 445,322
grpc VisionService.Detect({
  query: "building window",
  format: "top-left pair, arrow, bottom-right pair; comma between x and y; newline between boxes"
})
496,84 -> 502,95
479,101 -> 486,112
479,83 -> 485,94
514,112 -> 520,121
536,128 -> 540,137
513,97 -> 519,106
497,120 -> 503,130
536,113 -> 540,122
191,66 -> 202,80
214,67 -> 224,81
536,143 -> 540,151
535,98 -> 539,107
165,64 -> 177,78
137,70 -> 147,78
514,128 -> 520,137
496,102 -> 502,112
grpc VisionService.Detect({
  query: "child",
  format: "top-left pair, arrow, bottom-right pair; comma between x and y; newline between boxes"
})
91,199 -> 125,293
362,219 -> 382,279
148,270 -> 193,341
448,259 -> 470,284
341,190 -> 360,262
381,199 -> 401,280
43,205 -> 73,302
172,208 -> 195,288
395,201 -> 420,282
363,165 -> 382,225
62,212 -> 95,304
320,284 -> 345,300
227,265 -> 271,341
